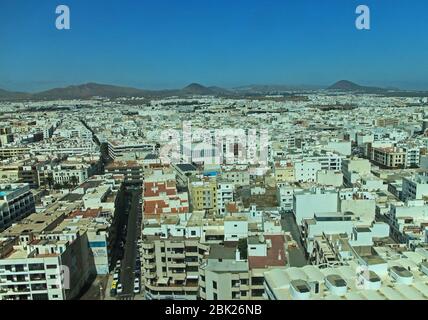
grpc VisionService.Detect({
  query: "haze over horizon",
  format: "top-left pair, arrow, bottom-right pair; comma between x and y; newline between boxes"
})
1,0 -> 428,92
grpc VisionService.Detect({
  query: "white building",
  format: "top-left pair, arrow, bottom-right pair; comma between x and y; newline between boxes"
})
316,170 -> 343,187
216,181 -> 235,215
0,184 -> 35,231
402,172 -> 428,201
294,161 -> 322,183
293,188 -> 339,225
224,217 -> 248,242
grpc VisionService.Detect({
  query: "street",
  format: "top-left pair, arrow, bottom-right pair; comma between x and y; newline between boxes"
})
281,212 -> 308,267
117,187 -> 142,299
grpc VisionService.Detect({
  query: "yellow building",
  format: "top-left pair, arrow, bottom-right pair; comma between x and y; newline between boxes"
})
189,177 -> 217,213
274,163 -> 295,183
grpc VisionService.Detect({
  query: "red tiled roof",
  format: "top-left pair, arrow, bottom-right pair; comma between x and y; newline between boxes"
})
248,235 -> 287,269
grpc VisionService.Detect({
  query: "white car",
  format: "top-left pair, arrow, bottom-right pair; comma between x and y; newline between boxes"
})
116,261 -> 121,268
113,273 -> 119,281
117,283 -> 123,294
134,278 -> 140,285
133,284 -> 140,294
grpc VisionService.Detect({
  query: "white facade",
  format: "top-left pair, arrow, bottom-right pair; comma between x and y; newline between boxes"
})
216,182 -> 234,215
224,218 -> 248,242
294,161 -> 322,183
0,184 -> 35,231
402,172 -> 428,201
293,188 -> 339,225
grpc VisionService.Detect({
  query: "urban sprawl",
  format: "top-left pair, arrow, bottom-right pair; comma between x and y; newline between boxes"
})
1,91 -> 428,301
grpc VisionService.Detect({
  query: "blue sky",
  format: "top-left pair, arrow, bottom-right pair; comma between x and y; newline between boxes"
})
1,0 -> 428,92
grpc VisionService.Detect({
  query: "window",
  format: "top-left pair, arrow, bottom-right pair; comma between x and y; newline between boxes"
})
213,281 -> 217,289
46,265 -> 57,269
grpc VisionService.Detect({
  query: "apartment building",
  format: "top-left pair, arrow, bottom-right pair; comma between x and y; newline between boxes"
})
0,230 -> 96,300
0,184 -> 35,231
52,163 -> 90,186
293,188 -> 339,225
294,160 -> 322,183
141,234 -> 209,300
342,157 -> 371,187
402,146 -> 421,168
220,167 -> 250,187
107,140 -> 155,160
372,147 -> 406,169
274,163 -> 295,183
105,160 -> 144,184
402,172 -> 428,201
199,234 -> 287,300
189,177 -> 217,214
199,244 -> 249,300
216,181 -> 234,215
0,147 -> 30,159
277,185 -> 301,212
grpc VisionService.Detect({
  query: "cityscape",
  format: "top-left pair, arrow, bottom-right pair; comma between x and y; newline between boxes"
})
1,0 -> 428,303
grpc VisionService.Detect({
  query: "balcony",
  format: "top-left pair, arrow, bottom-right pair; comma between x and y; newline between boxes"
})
142,252 -> 155,259
143,263 -> 156,269
185,251 -> 199,257
141,243 -> 154,250
166,252 -> 185,259
168,242 -> 185,249
144,272 -> 156,280
168,262 -> 186,268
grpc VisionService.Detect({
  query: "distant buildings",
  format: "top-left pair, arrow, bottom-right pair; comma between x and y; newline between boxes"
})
2,92 -> 428,301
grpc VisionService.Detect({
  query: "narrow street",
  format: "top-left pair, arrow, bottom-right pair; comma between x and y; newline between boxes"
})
118,188 -> 141,298
281,212 -> 308,267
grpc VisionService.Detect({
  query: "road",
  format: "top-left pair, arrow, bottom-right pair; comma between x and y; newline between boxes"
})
118,188 -> 141,298
109,189 -> 130,271
281,212 -> 308,267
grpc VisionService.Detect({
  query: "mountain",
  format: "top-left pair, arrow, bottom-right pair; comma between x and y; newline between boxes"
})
0,88 -> 31,100
1,81 -> 427,101
0,82 -> 234,101
33,83 -> 150,99
328,80 -> 387,93
182,83 -> 213,95
181,83 -> 233,96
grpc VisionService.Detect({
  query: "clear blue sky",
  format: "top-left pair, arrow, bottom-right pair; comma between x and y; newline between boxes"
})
1,0 -> 428,92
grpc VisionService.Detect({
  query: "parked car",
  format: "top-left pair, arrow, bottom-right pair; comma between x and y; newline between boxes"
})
117,283 -> 123,294
133,278 -> 140,294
